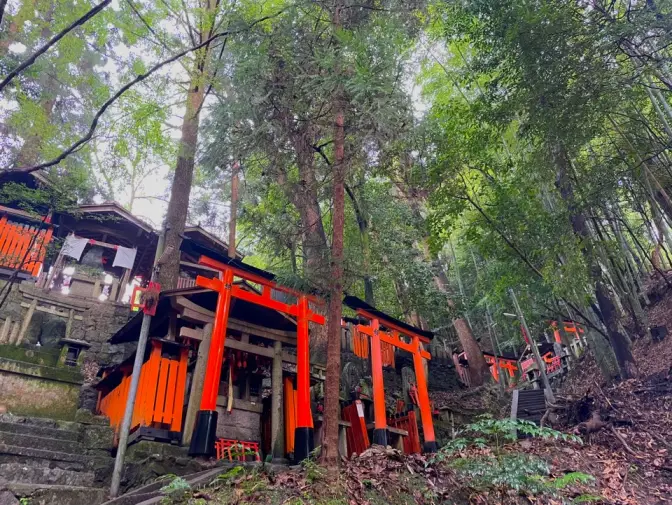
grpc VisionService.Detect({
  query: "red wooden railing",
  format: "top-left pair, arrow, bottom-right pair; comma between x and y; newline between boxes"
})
98,340 -> 189,441
0,216 -> 53,276
388,411 -> 421,454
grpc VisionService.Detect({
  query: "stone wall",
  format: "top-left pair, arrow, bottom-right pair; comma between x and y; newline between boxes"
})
0,358 -> 82,420
215,405 -> 261,442
0,281 -> 133,367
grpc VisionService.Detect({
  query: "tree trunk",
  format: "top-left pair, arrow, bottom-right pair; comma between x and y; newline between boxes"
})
269,46 -> 328,279
346,184 -> 374,304
322,2 -> 345,466
423,242 -> 489,385
292,132 -> 328,276
157,59 -> 207,289
553,143 -> 637,379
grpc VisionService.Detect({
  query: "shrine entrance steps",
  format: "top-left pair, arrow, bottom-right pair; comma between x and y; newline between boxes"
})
0,413 -> 114,505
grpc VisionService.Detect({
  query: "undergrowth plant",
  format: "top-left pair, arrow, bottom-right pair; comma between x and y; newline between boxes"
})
159,476 -> 192,504
433,415 -> 595,502
302,446 -> 326,483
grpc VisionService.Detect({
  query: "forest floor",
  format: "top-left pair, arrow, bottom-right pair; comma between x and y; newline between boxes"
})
158,277 -> 672,505
160,343 -> 672,505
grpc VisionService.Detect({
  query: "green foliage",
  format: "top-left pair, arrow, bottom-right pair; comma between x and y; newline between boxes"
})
572,494 -> 605,503
160,476 -> 192,504
301,446 -> 326,483
433,416 -> 592,499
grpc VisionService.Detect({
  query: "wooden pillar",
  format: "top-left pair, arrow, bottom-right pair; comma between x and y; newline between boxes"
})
241,333 -> 251,401
190,268 -> 234,456
412,336 -> 437,453
167,313 -> 177,341
117,268 -> 131,302
338,422 -> 348,458
271,339 -> 284,459
8,321 -> 20,346
42,250 -> 64,290
294,295 -> 313,462
0,317 -> 11,344
93,279 -> 101,299
16,298 -> 37,346
65,309 -> 74,340
182,323 -> 212,446
171,348 -> 190,432
370,318 -> 387,446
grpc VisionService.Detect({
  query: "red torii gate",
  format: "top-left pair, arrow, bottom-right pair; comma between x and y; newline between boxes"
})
188,255 -> 325,461
344,296 -> 438,452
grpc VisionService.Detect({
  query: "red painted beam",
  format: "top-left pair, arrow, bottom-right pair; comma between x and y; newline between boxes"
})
198,255 -> 324,304
356,324 -> 431,360
355,308 -> 431,344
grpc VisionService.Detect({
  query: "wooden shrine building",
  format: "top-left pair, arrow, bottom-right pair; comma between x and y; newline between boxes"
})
96,240 -> 326,462
94,237 -> 441,461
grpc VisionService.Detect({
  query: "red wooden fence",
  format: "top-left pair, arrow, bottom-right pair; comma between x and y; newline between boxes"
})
0,216 -> 53,276
388,411 -> 421,454
98,340 -> 188,442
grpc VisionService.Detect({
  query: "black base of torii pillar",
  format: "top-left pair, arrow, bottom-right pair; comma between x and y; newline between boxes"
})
294,427 -> 314,463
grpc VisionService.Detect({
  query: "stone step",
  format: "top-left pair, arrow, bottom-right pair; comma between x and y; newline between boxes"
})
0,413 -> 78,432
0,429 -> 84,454
0,462 -> 96,487
0,443 -> 101,471
7,482 -> 108,505
100,467 -> 225,505
0,420 -> 79,442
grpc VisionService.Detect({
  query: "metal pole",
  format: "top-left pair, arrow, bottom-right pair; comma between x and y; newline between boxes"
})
110,229 -> 166,497
508,288 -> 555,403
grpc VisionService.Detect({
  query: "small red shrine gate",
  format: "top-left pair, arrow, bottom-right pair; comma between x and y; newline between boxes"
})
343,296 -> 437,452
189,255 -> 325,462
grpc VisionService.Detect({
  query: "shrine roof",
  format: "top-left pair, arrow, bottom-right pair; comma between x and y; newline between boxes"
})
343,295 -> 434,340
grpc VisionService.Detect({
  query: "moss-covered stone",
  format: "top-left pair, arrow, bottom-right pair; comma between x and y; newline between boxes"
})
126,440 -> 190,462
0,357 -> 83,383
74,408 -> 108,426
0,368 -> 80,421
77,422 -> 114,451
0,344 -> 61,368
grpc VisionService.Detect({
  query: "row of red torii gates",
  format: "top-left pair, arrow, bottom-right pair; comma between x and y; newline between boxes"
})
189,255 -> 437,460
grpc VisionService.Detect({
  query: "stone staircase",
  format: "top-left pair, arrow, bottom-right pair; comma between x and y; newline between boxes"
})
0,413 -> 114,505
100,467 -> 224,505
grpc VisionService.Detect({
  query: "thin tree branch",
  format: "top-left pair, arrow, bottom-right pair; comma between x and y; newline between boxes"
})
2,11 -> 285,175
458,176 -> 607,338
312,143 -> 332,165
0,0 -> 112,94
0,0 -> 7,28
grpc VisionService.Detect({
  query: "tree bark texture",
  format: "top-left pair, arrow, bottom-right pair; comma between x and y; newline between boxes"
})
157,57 -> 207,289
553,143 -> 637,379
322,3 -> 345,465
